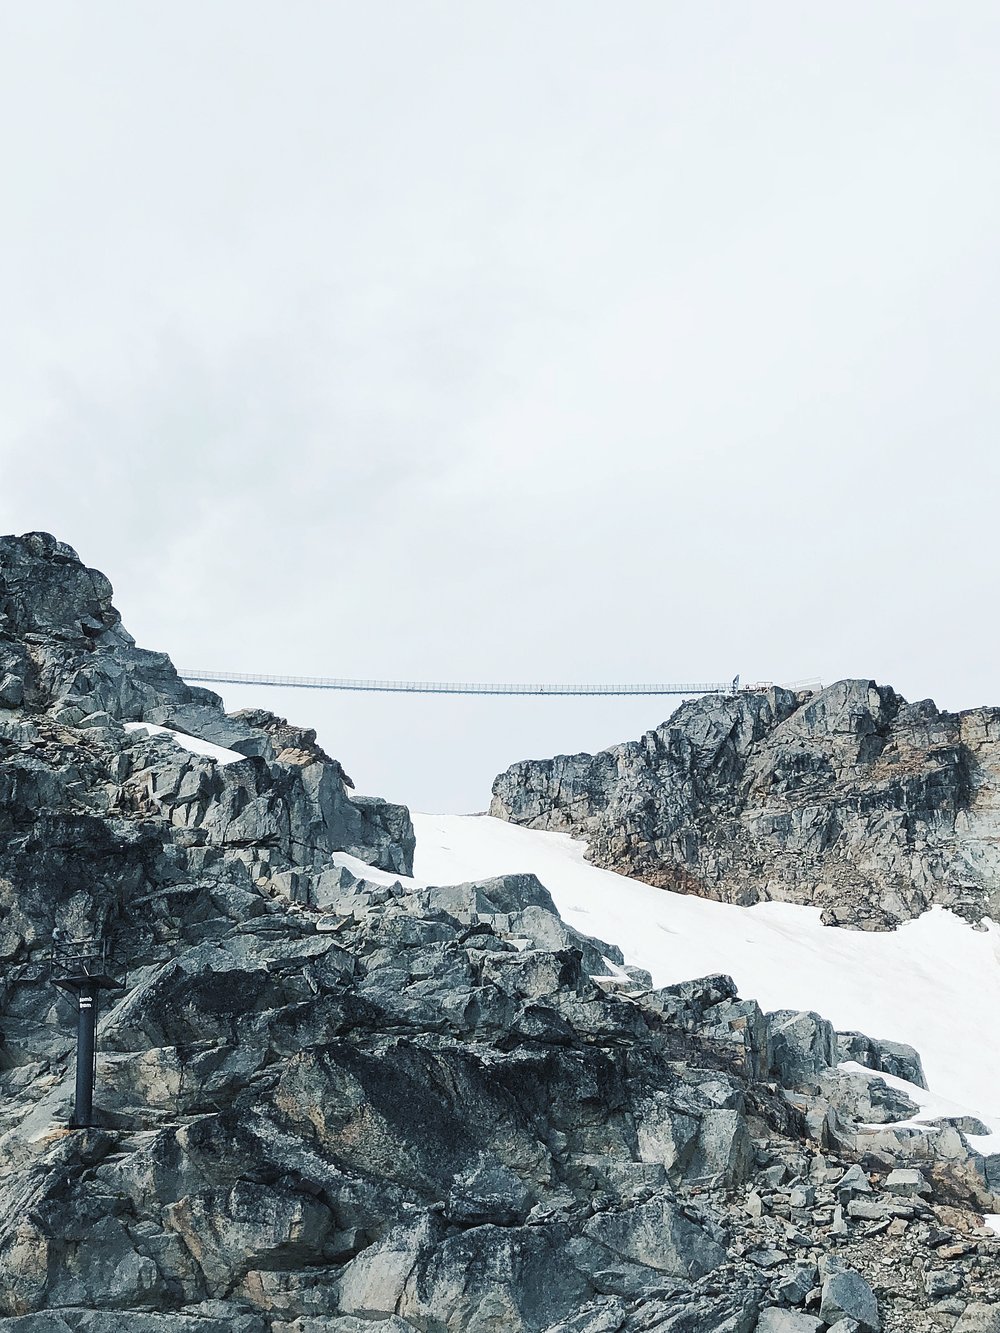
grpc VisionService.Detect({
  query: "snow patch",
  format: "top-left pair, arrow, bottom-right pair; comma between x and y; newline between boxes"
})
123,722 -> 246,767
412,813 -> 1000,1125
330,850 -> 416,888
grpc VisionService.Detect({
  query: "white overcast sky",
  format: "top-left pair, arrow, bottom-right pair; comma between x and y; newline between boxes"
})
2,3 -> 998,812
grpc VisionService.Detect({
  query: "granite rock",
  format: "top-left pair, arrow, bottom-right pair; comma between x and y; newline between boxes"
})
490,679 -> 1000,930
2,535 -> 999,1331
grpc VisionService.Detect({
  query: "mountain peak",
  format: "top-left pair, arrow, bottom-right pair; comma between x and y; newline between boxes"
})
491,677 -> 1000,929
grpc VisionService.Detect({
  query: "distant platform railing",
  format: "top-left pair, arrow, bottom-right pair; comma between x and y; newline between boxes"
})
180,670 -> 742,698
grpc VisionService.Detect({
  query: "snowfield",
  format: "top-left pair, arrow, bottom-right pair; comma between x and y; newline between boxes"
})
411,813 -> 1000,1140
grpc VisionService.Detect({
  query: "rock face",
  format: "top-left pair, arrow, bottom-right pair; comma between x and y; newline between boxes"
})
490,679 -> 1000,929
2,534 -> 1000,1333
0,532 -> 414,876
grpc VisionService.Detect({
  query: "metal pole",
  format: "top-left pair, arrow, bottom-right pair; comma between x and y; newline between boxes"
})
71,983 -> 99,1129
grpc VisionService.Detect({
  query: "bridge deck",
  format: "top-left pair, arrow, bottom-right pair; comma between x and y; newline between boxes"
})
180,670 -> 739,698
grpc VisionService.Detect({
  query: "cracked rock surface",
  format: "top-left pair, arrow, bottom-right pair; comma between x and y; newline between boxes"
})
1,533 -> 999,1332
490,680 -> 1000,930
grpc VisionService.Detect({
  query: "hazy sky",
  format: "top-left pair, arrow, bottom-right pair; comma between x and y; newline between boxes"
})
2,4 -> 998,812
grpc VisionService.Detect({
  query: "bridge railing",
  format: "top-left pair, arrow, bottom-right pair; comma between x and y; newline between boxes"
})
179,670 -> 740,698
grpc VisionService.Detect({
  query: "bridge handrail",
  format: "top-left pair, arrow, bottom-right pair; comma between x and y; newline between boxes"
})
179,670 -> 739,698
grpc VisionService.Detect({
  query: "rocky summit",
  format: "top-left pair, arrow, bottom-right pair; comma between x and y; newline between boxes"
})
1,533 -> 999,1333
491,681 -> 1000,930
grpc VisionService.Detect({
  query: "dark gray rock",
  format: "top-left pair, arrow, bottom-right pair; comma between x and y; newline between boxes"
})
836,1031 -> 928,1089
754,1311 -> 823,1333
0,533 -> 997,1332
820,1270 -> 881,1331
772,1261 -> 818,1305
835,1164 -> 872,1204
490,678 -> 1000,930
0,533 -> 414,876
767,1010 -> 837,1088
0,1314 -> 267,1333
925,1267 -> 963,1299
582,1196 -> 726,1277
954,1306 -> 1000,1333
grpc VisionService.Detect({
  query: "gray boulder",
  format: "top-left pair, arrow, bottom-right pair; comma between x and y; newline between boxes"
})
835,1164 -> 872,1204
884,1167 -> 931,1196
820,1270 -> 881,1332
337,1216 -> 593,1332
767,1010 -> 837,1088
582,1196 -> 726,1278
686,1108 -> 755,1187
754,1312 -> 823,1333
954,1308 -> 1000,1333
836,1031 -> 927,1089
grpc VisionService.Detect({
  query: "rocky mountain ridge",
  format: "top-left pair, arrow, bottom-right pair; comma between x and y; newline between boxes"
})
1,533 -> 999,1333
490,680 -> 1000,930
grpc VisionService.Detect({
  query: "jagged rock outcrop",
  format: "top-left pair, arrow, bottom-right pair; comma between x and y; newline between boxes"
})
0,533 -> 413,875
2,535 -> 999,1332
490,679 -> 1000,929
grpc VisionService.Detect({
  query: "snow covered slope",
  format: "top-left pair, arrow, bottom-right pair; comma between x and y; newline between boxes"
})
412,812 -> 1000,1133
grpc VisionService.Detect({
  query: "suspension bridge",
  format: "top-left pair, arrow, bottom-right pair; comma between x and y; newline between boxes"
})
179,670 -> 745,698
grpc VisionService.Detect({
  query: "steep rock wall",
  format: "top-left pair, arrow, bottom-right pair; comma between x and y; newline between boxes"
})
490,680 -> 1000,929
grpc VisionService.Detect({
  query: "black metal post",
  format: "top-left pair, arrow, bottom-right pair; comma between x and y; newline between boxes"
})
71,982 -> 99,1129
50,936 -> 125,1131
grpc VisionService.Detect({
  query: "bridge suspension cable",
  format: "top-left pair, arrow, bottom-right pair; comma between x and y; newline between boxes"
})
179,670 -> 742,698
